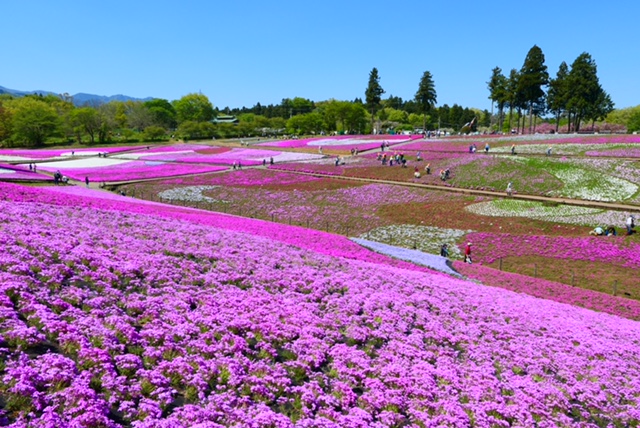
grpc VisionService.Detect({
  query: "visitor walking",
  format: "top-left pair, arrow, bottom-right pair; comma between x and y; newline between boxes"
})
506,182 -> 513,197
464,242 -> 472,264
440,243 -> 449,258
85,176 -> 90,188
626,214 -> 635,235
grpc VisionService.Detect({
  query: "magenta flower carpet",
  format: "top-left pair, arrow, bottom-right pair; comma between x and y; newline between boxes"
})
0,182 -> 639,427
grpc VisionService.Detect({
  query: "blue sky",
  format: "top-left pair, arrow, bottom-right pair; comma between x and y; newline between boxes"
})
3,0 -> 639,110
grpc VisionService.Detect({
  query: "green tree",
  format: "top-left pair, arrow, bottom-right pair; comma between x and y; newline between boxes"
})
626,108 -> 640,133
518,45 -> 549,133
385,108 -> 408,124
344,103 -> 368,134
566,53 -> 603,132
269,117 -> 287,132
144,99 -> 177,129
505,69 -> 522,132
365,67 -> 384,133
124,101 -> 152,131
589,90 -> 614,130
173,93 -> 214,124
69,107 -> 100,143
143,125 -> 167,141
382,95 -> 404,110
287,112 -> 324,135
415,71 -> 437,131
0,102 -> 13,142
9,98 -> 60,146
487,66 -> 508,131
448,104 -> 464,131
547,62 -> 570,133
290,97 -> 314,116
96,103 -> 118,143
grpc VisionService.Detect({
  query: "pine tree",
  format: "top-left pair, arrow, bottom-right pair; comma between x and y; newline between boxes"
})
365,68 -> 385,133
415,71 -> 437,132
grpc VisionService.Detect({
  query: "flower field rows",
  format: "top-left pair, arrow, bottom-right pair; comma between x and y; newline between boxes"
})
39,158 -> 228,182
0,146 -> 135,161
113,146 -> 323,166
465,199 -> 628,227
0,164 -> 50,181
465,232 -> 640,268
1,183 -> 640,426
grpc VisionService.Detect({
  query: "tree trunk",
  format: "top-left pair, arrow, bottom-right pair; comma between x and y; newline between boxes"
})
490,102 -> 494,131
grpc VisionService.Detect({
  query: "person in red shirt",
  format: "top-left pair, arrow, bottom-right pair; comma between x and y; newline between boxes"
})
464,242 -> 472,264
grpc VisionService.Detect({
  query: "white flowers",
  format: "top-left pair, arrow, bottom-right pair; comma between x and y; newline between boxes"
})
358,225 -> 471,258
158,186 -> 228,203
465,199 -> 628,227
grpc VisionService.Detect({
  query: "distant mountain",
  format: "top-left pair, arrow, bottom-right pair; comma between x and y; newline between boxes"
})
0,85 -> 154,106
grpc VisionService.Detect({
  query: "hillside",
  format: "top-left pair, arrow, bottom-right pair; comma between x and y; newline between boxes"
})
0,85 -> 152,106
1,181 -> 639,426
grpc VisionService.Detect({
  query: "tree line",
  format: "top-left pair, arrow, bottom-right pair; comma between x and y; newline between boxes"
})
487,46 -> 614,133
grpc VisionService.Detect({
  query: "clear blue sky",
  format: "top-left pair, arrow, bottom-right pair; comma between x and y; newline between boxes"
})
3,0 -> 639,110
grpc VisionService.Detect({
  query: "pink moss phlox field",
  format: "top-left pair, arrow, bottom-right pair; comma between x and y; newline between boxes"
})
0,183 -> 432,273
257,135 -> 418,149
465,232 -> 640,269
0,146 -> 134,159
0,164 -> 51,181
586,148 -> 640,158
144,153 -> 263,166
453,261 -> 640,321
269,164 -> 345,176
128,143 -> 213,154
38,162 -> 229,182
1,185 -> 640,426
542,135 -> 640,146
399,141 -> 475,152
161,169 -> 322,187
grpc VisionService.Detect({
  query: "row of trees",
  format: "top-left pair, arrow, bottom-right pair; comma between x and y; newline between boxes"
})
0,88 -> 486,146
231,68 -> 482,135
487,46 -> 614,133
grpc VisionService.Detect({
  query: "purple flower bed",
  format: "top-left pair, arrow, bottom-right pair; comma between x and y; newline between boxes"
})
586,148 -> 640,158
127,144 -> 213,154
142,153 -> 264,166
546,135 -> 640,145
0,164 -> 51,181
454,262 -> 640,321
122,148 -> 322,166
257,135 -> 418,149
398,141 -> 474,152
269,164 -> 345,176
464,232 -> 640,269
0,183 -> 433,272
1,183 -> 640,426
38,162 -> 229,182
0,146 -> 134,160
161,169 -> 323,187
